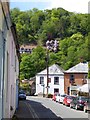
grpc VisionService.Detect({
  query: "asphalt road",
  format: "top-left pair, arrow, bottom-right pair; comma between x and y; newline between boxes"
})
26,96 -> 89,120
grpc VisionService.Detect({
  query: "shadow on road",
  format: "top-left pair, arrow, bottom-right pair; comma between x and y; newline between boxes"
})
26,99 -> 63,120
14,99 -> 88,120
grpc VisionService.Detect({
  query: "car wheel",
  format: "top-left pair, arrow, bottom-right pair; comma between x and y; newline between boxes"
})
70,104 -> 72,108
65,103 -> 67,106
84,106 -> 87,113
75,105 -> 78,110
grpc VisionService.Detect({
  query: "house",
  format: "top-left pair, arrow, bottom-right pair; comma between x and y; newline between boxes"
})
29,77 -> 36,95
21,77 -> 36,95
0,1 -> 20,119
64,62 -> 88,95
19,44 -> 36,54
36,64 -> 65,96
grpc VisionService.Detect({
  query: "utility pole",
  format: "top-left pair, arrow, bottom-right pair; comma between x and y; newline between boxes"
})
46,39 -> 59,97
46,49 -> 49,98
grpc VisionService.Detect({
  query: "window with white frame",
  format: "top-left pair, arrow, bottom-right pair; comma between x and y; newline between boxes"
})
40,77 -> 44,84
54,77 -> 59,85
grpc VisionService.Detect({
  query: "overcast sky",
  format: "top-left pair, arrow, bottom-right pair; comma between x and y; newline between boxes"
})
10,0 -> 89,13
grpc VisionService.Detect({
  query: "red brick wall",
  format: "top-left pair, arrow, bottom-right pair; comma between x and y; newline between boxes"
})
64,73 -> 87,95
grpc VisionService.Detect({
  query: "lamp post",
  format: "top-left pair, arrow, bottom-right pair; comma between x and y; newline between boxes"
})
46,39 -> 59,97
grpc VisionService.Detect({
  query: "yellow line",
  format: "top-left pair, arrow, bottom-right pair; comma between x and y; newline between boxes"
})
24,101 -> 39,119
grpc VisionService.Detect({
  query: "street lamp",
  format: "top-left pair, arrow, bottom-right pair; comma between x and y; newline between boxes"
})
46,39 -> 59,97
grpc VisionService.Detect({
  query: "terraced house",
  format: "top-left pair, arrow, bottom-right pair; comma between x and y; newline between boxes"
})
0,1 -> 19,119
64,62 -> 88,95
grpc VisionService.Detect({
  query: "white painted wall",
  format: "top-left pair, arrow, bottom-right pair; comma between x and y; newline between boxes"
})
36,74 -> 64,95
0,2 -> 19,119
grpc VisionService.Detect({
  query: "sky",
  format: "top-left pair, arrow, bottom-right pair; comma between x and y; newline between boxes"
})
10,0 -> 89,13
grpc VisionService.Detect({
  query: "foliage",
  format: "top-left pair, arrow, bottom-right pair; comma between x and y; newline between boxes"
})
10,8 -> 88,79
10,8 -> 88,45
20,82 -> 30,91
48,94 -> 53,98
20,46 -> 46,79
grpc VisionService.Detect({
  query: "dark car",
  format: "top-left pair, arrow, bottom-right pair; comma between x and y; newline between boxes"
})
63,95 -> 76,106
19,91 -> 26,100
70,96 -> 88,110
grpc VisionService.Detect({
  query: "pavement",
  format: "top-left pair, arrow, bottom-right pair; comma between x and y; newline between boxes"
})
13,100 -> 36,119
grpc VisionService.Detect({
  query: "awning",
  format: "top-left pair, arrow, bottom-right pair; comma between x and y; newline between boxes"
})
77,84 -> 90,93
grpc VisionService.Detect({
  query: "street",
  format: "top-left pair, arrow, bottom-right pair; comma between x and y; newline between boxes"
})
26,96 -> 88,120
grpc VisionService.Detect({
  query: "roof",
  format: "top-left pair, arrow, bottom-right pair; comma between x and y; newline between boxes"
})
37,64 -> 64,75
29,76 -> 36,81
65,62 -> 88,73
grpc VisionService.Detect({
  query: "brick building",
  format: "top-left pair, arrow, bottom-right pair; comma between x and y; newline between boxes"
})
64,62 -> 88,95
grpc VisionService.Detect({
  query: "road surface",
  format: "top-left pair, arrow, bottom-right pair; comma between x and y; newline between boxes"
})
26,96 -> 89,120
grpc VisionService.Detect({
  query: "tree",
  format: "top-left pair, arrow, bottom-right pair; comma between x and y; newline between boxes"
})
20,46 -> 46,80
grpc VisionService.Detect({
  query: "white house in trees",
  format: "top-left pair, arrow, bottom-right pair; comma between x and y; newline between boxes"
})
36,64 -> 65,95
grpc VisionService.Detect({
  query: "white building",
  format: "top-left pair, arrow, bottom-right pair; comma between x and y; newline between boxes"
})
36,64 -> 65,95
0,1 -> 20,119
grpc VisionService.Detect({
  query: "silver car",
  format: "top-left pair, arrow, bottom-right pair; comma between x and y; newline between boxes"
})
83,97 -> 90,113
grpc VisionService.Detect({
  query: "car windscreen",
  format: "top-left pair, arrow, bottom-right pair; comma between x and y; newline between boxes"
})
68,96 -> 75,99
19,91 -> 25,94
61,95 -> 66,97
79,97 -> 88,101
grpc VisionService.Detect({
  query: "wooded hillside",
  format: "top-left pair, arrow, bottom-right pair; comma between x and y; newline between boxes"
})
10,8 -> 89,79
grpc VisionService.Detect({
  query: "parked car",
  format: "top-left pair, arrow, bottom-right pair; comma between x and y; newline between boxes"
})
59,94 -> 67,103
56,94 -> 67,103
56,93 -> 60,102
70,96 -> 88,110
83,97 -> 90,113
63,95 -> 76,106
19,91 -> 26,100
70,97 -> 78,108
52,93 -> 59,101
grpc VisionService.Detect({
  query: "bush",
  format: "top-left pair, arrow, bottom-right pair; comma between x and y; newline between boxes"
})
48,94 -> 53,98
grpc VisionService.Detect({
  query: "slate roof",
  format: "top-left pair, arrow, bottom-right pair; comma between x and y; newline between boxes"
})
65,62 -> 88,73
37,64 -> 64,75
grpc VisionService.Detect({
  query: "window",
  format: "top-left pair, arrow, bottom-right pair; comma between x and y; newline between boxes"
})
69,74 -> 74,84
54,77 -> 59,85
84,74 -> 87,79
54,88 -> 59,93
67,87 -> 70,95
40,77 -> 44,84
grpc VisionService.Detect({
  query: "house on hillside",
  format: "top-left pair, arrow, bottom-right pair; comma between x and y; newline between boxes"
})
0,1 -> 20,119
36,64 -> 65,96
19,44 -> 36,54
64,62 -> 88,95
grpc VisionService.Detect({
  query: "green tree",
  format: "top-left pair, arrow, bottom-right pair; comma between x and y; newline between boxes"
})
20,46 -> 46,80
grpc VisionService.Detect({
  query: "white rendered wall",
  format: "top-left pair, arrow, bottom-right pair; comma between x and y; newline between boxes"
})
36,74 -> 64,95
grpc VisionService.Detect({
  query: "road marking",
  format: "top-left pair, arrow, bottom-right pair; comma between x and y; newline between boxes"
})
24,101 -> 39,119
